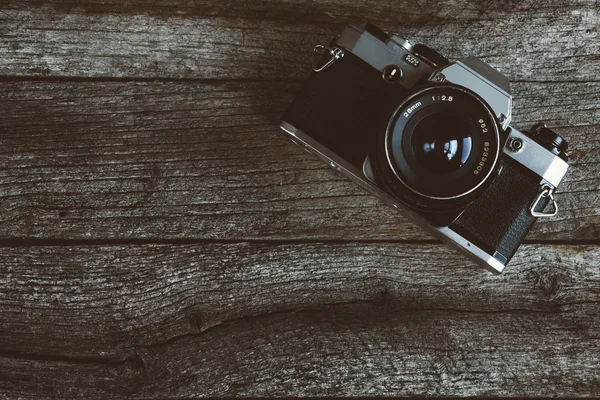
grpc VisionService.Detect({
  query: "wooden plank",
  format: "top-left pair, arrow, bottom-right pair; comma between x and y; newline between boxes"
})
0,81 -> 597,241
0,1 -> 598,81
0,243 -> 598,397
0,1 -> 597,398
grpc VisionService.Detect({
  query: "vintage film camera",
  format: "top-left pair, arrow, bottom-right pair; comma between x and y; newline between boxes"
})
280,24 -> 569,273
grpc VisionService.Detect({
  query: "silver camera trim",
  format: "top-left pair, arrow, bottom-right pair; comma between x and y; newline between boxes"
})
437,57 -> 513,130
336,25 -> 513,130
335,25 -> 436,89
504,128 -> 569,188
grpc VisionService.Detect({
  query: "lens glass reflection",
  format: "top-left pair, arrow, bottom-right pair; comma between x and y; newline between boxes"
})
410,113 -> 472,173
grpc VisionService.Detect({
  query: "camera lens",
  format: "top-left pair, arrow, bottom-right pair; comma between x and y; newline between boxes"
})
410,113 -> 472,173
371,85 -> 501,203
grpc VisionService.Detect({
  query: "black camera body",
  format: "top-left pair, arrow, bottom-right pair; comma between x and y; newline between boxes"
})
281,24 -> 569,273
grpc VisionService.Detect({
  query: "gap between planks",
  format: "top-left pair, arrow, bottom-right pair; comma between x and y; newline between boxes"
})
0,238 -> 598,247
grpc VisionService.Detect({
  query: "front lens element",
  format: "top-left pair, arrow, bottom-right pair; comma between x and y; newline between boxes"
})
411,112 -> 473,173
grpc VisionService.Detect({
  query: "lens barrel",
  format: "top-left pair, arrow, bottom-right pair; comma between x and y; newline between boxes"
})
370,85 -> 501,210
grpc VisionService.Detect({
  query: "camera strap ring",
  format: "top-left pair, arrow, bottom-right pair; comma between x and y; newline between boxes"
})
312,45 -> 345,72
530,185 -> 558,218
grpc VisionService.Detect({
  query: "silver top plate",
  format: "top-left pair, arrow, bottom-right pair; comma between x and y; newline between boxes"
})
335,25 -> 513,130
503,128 -> 569,188
335,25 -> 436,88
438,57 -> 513,130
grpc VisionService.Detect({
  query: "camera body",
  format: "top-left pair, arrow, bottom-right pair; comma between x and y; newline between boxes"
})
280,24 -> 569,273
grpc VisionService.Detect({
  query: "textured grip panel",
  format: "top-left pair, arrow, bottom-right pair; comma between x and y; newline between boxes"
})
450,158 -> 547,263
282,49 -> 408,168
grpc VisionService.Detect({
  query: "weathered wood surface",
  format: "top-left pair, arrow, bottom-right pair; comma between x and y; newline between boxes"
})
0,1 -> 598,81
0,81 -> 598,241
0,0 -> 598,398
0,244 -> 599,398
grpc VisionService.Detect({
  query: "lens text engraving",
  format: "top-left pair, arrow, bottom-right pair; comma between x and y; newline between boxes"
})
403,102 -> 422,118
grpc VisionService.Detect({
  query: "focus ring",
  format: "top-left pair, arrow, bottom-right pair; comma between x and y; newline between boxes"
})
370,84 -> 502,209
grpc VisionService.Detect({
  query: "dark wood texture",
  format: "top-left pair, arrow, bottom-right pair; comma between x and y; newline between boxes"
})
0,0 -> 598,398
1,1 -> 598,81
0,80 -> 598,241
1,244 -> 599,398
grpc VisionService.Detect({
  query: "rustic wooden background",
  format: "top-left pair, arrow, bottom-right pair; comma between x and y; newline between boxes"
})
0,0 -> 598,398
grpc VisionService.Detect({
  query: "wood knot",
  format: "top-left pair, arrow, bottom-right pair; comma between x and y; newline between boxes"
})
534,271 -> 564,299
567,149 -> 586,161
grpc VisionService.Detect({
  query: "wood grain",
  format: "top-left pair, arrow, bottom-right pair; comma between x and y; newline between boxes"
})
0,1 -> 598,81
0,80 -> 597,241
0,243 -> 598,397
0,0 -> 598,397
